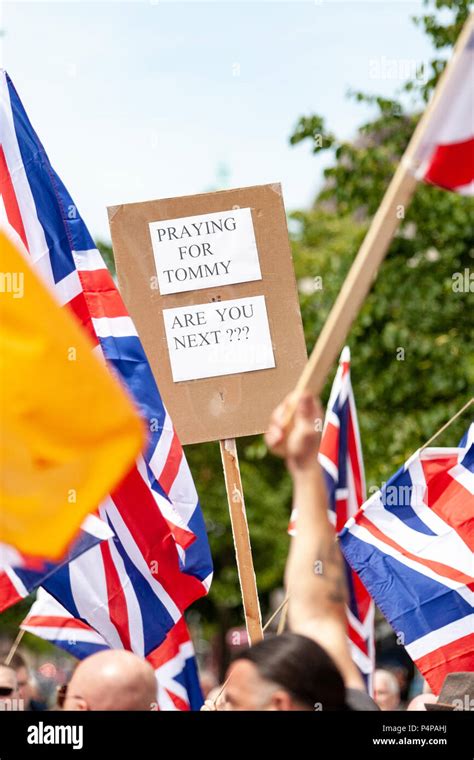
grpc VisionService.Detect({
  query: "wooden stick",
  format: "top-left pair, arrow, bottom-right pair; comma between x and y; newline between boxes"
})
289,13 -> 474,404
219,438 -> 263,645
264,595 -> 288,633
420,397 -> 473,450
276,601 -> 288,634
4,629 -> 25,666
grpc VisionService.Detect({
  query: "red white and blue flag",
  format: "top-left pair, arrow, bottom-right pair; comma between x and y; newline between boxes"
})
340,422 -> 474,695
288,347 -> 375,691
21,588 -> 110,660
147,616 -> 204,711
0,517 -> 113,613
0,71 -> 212,665
21,589 -> 204,710
412,20 -> 474,194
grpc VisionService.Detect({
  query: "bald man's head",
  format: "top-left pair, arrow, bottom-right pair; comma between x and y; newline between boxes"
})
64,650 -> 157,711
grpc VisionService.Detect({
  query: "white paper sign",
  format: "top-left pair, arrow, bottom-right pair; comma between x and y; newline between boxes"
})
149,208 -> 261,295
162,295 -> 275,382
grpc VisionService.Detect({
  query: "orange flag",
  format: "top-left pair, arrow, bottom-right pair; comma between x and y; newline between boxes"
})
0,231 -> 145,559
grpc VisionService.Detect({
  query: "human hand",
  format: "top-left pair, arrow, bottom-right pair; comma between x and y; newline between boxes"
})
265,392 -> 324,473
200,699 -> 217,711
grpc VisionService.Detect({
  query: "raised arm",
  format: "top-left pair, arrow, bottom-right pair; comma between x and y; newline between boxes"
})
265,393 -> 364,690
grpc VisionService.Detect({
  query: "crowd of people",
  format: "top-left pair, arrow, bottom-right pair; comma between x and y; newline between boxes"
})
0,393 -> 471,712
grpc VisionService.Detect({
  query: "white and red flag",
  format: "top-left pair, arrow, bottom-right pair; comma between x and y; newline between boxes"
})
412,19 -> 474,194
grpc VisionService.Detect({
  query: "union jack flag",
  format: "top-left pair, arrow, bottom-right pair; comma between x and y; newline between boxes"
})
288,347 -> 375,691
0,516 -> 113,612
21,589 -> 204,710
147,616 -> 204,711
21,588 -> 110,660
340,421 -> 474,695
0,70 -> 212,684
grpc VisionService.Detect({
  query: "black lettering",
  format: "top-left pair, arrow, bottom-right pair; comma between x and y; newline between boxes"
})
209,219 -> 223,234
223,217 -> 237,231
174,336 -> 187,349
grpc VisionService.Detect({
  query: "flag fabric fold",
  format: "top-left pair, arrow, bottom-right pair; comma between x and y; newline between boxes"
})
20,588 -> 110,660
412,20 -> 474,195
0,516 -> 113,613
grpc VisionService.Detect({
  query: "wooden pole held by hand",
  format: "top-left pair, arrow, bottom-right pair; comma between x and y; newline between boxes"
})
219,438 -> 263,645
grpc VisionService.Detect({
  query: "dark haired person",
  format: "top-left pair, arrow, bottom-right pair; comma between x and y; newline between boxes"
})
207,393 -> 372,711
0,664 -> 18,709
0,650 -> 47,711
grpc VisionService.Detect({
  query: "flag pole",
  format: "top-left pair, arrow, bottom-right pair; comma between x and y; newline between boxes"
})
219,438 -> 263,646
288,12 -> 474,405
276,602 -> 288,634
420,397 -> 474,450
4,629 -> 25,666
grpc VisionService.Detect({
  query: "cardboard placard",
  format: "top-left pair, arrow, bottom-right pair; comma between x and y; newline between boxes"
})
109,183 -> 307,444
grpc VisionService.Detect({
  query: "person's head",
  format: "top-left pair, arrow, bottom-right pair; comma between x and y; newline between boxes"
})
406,693 -> 438,711
64,650 -> 157,711
2,651 -> 32,706
0,665 -> 18,704
224,633 -> 347,711
374,669 -> 401,711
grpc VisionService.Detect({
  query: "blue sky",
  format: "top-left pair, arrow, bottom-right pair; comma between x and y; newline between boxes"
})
2,1 -> 433,240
